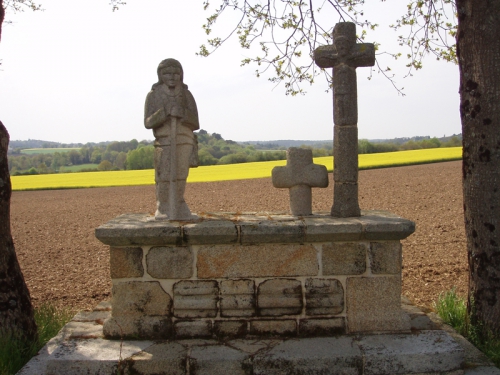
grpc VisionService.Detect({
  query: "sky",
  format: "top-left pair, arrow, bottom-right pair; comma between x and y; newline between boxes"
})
0,0 -> 461,144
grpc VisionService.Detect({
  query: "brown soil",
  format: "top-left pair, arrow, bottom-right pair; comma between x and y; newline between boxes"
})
10,160 -> 467,313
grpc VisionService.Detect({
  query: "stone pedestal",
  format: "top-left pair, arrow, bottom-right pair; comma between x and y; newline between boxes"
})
95,211 -> 415,339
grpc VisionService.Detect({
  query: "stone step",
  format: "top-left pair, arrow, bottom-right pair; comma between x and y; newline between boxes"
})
17,300 -> 500,375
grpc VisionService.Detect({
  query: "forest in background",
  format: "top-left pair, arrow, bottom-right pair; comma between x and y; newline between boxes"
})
7,131 -> 462,175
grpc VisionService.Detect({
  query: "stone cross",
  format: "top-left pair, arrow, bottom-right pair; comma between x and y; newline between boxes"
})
272,147 -> 328,216
313,22 -> 375,217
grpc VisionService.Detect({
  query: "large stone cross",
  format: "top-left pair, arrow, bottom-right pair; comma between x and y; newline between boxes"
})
272,147 -> 328,216
313,22 -> 375,217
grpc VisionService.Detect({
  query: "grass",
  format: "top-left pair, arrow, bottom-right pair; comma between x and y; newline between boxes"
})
20,148 -> 81,155
0,304 -> 73,375
60,163 -> 99,172
435,289 -> 500,368
10,147 -> 462,191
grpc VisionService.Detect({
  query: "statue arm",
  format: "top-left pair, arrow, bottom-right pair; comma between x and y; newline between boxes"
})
182,90 -> 200,131
144,91 -> 166,129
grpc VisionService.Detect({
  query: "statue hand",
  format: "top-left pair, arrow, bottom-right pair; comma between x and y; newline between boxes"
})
171,106 -> 185,119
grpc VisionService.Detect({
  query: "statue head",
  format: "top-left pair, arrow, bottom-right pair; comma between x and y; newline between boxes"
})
334,36 -> 351,57
152,58 -> 187,90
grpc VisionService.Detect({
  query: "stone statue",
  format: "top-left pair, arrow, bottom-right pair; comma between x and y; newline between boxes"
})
144,58 -> 199,220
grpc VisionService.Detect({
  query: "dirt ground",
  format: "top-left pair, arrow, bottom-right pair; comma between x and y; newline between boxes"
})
10,160 -> 467,313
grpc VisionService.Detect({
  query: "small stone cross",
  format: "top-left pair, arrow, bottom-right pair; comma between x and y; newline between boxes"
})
272,147 -> 328,216
313,22 -> 375,217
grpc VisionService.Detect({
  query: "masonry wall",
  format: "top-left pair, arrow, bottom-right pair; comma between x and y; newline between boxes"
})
96,212 -> 415,340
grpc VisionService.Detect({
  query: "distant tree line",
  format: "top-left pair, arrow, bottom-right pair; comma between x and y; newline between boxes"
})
7,132 -> 462,175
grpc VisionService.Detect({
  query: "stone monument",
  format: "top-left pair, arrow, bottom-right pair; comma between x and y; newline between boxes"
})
313,22 -> 375,218
272,147 -> 328,216
144,58 -> 199,220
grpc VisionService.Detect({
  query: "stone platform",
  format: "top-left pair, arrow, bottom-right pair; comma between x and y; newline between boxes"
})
94,211 -> 416,340
17,299 -> 500,375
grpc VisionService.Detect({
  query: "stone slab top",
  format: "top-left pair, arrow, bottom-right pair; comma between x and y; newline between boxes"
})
95,210 -> 415,247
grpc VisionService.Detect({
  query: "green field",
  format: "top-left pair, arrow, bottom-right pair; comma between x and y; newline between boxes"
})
11,147 -> 462,191
20,147 -> 81,155
60,164 -> 99,172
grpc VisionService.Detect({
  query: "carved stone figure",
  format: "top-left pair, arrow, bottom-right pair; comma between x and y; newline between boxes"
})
144,59 -> 199,220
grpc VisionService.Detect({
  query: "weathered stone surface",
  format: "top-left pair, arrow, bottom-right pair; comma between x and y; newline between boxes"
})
369,241 -> 402,274
197,244 -> 318,278
239,219 -> 306,243
146,246 -> 193,279
72,310 -> 110,324
346,276 -> 411,333
361,211 -> 416,240
123,342 -> 186,375
331,182 -> 360,218
189,345 -> 250,375
173,280 -> 218,318
64,321 -> 104,340
359,330 -> 464,375
183,219 -> 238,244
250,320 -> 297,337
272,147 -> 328,216
103,316 -> 173,339
299,318 -> 346,337
110,247 -> 144,278
303,216 -> 362,242
253,336 -> 362,375
322,242 -> 367,275
305,278 -> 344,315
333,125 -> 358,183
93,300 -> 112,311
95,213 -> 182,246
111,281 -> 171,318
257,279 -> 302,316
214,321 -> 248,339
175,320 -> 212,339
45,339 -> 153,375
220,279 -> 256,317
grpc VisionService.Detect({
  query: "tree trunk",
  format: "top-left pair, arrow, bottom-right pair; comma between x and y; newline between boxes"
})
456,0 -> 500,335
0,121 -> 37,341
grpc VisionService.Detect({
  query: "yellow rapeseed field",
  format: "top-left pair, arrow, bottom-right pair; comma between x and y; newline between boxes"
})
11,147 -> 462,191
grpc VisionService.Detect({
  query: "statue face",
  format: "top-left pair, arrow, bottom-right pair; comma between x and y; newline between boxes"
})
335,38 -> 350,57
161,66 -> 182,89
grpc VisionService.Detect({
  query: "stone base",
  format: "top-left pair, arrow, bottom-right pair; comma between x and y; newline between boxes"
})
96,211 -> 416,339
18,299 -> 500,375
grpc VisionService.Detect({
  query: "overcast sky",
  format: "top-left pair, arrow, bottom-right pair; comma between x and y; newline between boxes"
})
0,0 -> 460,144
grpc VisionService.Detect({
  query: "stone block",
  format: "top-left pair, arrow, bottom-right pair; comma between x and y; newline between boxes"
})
95,213 -> 182,246
123,342 -> 187,375
175,320 -> 213,339
93,300 -> 112,311
369,241 -> 402,274
239,219 -> 306,243
322,242 -> 367,275
303,216 -> 362,242
220,279 -> 256,317
257,279 -> 302,316
72,310 -> 111,324
360,212 -> 416,240
103,316 -> 173,339
250,320 -> 297,337
197,244 -> 318,279
299,318 -> 346,337
173,280 -> 218,318
189,345 -> 250,375
253,336 -> 362,375
64,321 -> 104,339
214,321 -> 248,339
45,339 -> 153,375
331,182 -> 361,218
183,219 -> 238,244
305,278 -> 344,315
359,330 -> 464,375
111,281 -> 171,318
346,276 -> 411,333
146,246 -> 193,279
110,247 -> 144,279
333,125 -> 358,183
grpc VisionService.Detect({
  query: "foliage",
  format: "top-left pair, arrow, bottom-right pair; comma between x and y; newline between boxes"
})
0,304 -> 73,375
199,0 -> 457,95
10,147 -> 462,191
435,289 -> 500,368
